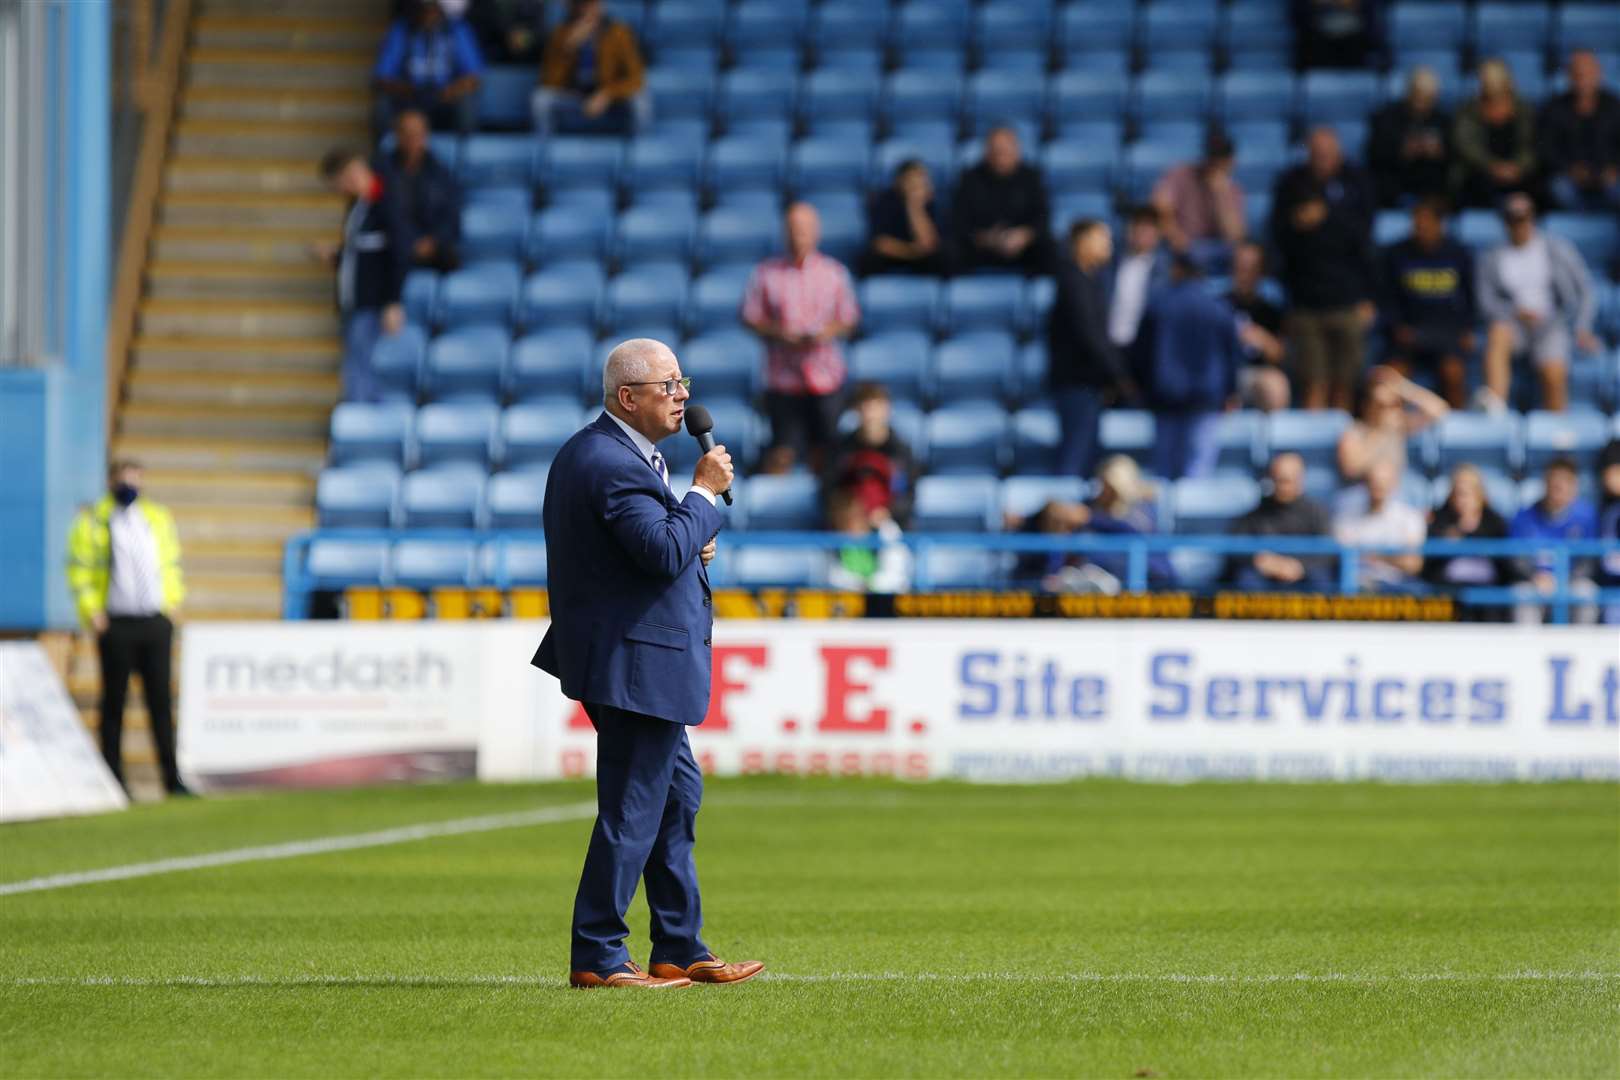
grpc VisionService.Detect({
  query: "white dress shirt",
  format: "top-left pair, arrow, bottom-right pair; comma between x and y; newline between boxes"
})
606,411 -> 717,505
1108,252 -> 1155,346
105,502 -> 164,616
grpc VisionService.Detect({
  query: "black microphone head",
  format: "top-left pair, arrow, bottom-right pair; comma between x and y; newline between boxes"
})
684,404 -> 714,437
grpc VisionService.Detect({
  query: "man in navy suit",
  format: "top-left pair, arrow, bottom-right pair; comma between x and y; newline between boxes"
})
535,338 -> 765,990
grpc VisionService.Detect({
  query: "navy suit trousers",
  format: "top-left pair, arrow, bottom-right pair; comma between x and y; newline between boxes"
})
571,703 -> 708,973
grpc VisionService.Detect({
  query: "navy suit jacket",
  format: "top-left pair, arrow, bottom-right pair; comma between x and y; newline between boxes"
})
532,413 -> 726,726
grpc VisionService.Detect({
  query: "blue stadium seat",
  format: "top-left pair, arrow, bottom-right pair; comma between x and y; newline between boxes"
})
1221,1 -> 1294,62
460,135 -> 535,189
974,0 -> 1051,54
1265,410 -> 1352,470
717,69 -> 797,126
1473,3 -> 1550,57
1123,141 -> 1193,200
1211,411 -> 1266,472
913,474 -> 1000,532
400,464 -> 486,528
615,205 -> 697,265
519,261 -> 605,333
849,330 -> 932,403
1009,342 -> 1046,404
926,403 -> 1008,474
727,0 -> 808,50
370,324 -> 427,402
392,539 -> 477,589
743,473 -> 821,530
528,205 -> 611,265
1010,406 -> 1060,473
1051,191 -> 1114,236
811,1 -> 890,51
465,184 -> 527,215
460,204 -> 526,263
538,138 -> 623,191
731,547 -> 826,588
978,47 -> 1046,73
966,70 -> 1046,132
940,276 -> 1024,335
644,68 -> 715,126
415,402 -> 499,467
1525,410 -> 1610,472
1138,1 -> 1218,52
627,187 -> 700,214
316,464 -> 400,528
476,66 -> 533,129
1218,72 -> 1298,124
1049,72 -> 1130,126
1099,410 -> 1156,467
623,134 -> 704,193
330,402 -> 413,467
892,0 -> 970,49
1435,413 -> 1521,474
1058,2 -> 1134,56
425,325 -> 509,402
436,263 -> 520,329
1042,135 -> 1118,193
604,262 -> 689,330
402,270 -> 437,327
1455,209 -> 1506,251
651,0 -> 725,47
705,134 -> 787,193
686,265 -> 754,334
652,45 -> 719,72
1495,52 -> 1548,102
799,68 -> 881,129
884,70 -> 965,128
872,134 -> 956,189
1133,70 -> 1213,122
1002,475 -> 1087,519
920,546 -> 1004,589
682,329 -> 762,399
696,208 -> 777,269
1389,2 -> 1466,51
1557,4 -> 1620,54
788,137 -> 871,194
1300,71 -> 1382,124
859,276 -> 941,333
306,537 -> 390,589
480,536 -> 548,585
814,47 -> 885,74
932,330 -> 1017,404
502,400 -> 586,468
604,1 -> 647,35
509,327 -> 594,402
1171,475 -> 1260,533
1544,214 -> 1619,277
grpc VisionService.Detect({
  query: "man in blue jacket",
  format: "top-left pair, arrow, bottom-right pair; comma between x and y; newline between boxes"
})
1138,255 -> 1243,480
535,338 -> 764,989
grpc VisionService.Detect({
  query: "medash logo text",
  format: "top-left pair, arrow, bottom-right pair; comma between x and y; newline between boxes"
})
956,651 -> 1619,726
204,650 -> 454,694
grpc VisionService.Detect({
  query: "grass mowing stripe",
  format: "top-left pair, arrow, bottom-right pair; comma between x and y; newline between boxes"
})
0,800 -> 597,897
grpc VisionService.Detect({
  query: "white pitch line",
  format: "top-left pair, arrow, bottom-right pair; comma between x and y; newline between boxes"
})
0,801 -> 599,898
3,972 -> 1615,989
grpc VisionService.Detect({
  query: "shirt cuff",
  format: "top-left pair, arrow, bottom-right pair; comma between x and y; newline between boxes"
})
688,485 -> 718,506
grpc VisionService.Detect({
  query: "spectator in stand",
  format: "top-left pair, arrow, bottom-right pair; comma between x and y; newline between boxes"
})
1368,66 -> 1452,207
1336,365 -> 1449,488
1538,49 -> 1620,212
1151,128 -> 1247,270
1333,458 -> 1426,592
1107,204 -> 1170,367
1378,197 -> 1475,407
378,108 -> 461,272
465,0 -> 546,63
1450,59 -> 1535,209
1010,499 -> 1096,592
1225,242 -> 1291,413
1476,193 -> 1599,414
373,0 -> 484,137
1270,127 -> 1377,410
1137,255 -> 1242,482
532,0 -> 648,136
952,126 -> 1054,274
861,160 -> 950,277
316,148 -> 411,404
820,382 -> 917,530
742,202 -> 861,475
1291,0 -> 1383,70
825,490 -> 912,594
1048,219 -> 1134,479
1009,456 -> 1173,593
1227,452 -> 1336,592
1597,439 -> 1620,623
1511,456 -> 1599,623
1424,463 -> 1515,621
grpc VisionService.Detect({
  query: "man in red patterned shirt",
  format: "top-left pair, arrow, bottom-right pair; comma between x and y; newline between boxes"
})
741,202 -> 861,473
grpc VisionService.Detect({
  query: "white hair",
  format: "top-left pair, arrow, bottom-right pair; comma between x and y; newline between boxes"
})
602,338 -> 670,408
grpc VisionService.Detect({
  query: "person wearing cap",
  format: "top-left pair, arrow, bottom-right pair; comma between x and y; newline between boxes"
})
1475,193 -> 1599,413
66,460 -> 189,797
1151,129 -> 1247,270
1368,66 -> 1452,207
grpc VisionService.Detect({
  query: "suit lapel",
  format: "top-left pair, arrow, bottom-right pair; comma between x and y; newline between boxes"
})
592,412 -> 675,503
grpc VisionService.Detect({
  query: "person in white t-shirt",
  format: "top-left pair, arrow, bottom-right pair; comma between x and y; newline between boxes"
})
1333,459 -> 1427,591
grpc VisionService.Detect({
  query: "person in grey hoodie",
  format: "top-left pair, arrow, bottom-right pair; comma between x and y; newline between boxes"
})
1475,193 -> 1598,413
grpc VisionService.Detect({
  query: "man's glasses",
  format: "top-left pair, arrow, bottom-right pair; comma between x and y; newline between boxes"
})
622,377 -> 692,396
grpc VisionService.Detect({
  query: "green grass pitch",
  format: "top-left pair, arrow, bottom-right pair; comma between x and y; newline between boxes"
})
2,778 -> 1616,1078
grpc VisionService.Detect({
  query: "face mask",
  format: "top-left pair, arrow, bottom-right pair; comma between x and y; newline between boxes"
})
113,483 -> 139,507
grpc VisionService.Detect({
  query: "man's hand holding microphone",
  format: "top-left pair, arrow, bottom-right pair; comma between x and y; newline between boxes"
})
686,404 -> 733,567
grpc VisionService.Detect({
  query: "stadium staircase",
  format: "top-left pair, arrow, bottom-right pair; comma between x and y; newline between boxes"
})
81,0 -> 386,790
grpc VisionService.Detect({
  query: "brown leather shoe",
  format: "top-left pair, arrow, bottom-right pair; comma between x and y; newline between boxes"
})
569,961 -> 692,989
648,954 -> 765,984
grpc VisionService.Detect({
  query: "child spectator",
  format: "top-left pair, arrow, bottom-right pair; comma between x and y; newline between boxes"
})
825,490 -> 912,594
820,382 -> 917,529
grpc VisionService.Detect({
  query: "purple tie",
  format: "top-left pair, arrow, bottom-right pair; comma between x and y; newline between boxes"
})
650,448 -> 669,488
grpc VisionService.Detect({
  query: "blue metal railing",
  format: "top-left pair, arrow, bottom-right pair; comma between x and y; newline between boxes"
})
282,528 -> 1620,625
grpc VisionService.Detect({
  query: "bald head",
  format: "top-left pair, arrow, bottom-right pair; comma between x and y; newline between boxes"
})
603,338 -> 670,407
603,337 -> 688,442
785,201 -> 820,262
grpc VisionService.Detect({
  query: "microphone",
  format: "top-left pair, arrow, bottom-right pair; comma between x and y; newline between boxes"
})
683,404 -> 733,506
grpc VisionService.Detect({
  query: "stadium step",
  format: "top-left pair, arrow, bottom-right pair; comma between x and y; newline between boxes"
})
165,157 -> 329,195
152,225 -> 338,265
183,86 -> 372,124
169,502 -> 316,545
113,434 -> 329,474
198,0 -> 386,16
146,262 -> 335,302
173,118 -> 368,160
186,539 -> 289,576
138,298 -> 340,338
127,369 -> 339,409
143,469 -> 318,508
121,401 -> 332,441
160,192 -> 346,230
187,49 -> 373,89
183,573 -> 290,617
132,335 -> 340,374
192,16 -> 384,52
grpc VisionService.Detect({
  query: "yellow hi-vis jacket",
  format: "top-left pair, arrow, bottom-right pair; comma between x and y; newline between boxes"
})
66,495 -> 185,627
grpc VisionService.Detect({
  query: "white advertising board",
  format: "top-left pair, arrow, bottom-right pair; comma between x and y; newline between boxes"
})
180,621 -> 1620,789
0,643 -> 129,821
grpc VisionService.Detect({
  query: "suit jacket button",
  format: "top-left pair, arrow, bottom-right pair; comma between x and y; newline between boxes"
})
703,637 -> 712,647
702,595 -> 711,607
